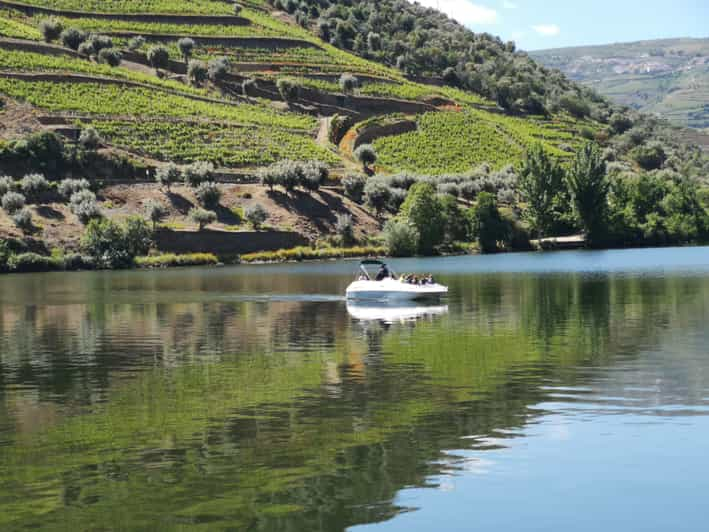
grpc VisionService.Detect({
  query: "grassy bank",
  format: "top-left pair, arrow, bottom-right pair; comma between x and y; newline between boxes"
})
239,245 -> 386,263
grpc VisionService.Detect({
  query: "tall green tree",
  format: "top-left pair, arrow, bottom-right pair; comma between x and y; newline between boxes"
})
471,192 -> 508,253
517,144 -> 566,238
566,142 -> 609,244
399,182 -> 444,255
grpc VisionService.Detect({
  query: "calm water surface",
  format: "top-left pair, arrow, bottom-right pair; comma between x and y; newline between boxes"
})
1,247 -> 708,531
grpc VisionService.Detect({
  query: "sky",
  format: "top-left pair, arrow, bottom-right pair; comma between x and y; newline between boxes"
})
413,0 -> 709,51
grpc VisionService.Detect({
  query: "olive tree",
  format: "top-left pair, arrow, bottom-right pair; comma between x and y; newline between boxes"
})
183,161 -> 214,187
177,37 -> 195,64
245,203 -> 268,229
2,192 -> 25,214
354,144 -> 377,173
187,60 -> 208,86
144,200 -> 167,231
38,18 -> 62,42
189,207 -> 217,230
98,48 -> 122,67
155,162 -> 181,191
195,182 -> 222,209
79,127 -> 101,151
147,45 -> 170,74
60,28 -> 86,50
339,73 -> 359,95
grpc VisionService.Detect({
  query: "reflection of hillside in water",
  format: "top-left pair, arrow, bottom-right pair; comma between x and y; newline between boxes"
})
0,270 -> 708,530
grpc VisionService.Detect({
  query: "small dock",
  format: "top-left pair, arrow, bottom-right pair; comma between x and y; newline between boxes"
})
531,234 -> 586,250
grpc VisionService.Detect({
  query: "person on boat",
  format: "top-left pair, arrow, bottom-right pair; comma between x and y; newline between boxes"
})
375,264 -> 390,281
358,272 -> 369,281
425,274 -> 434,284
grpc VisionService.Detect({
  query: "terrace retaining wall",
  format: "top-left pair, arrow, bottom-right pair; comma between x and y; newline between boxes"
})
154,229 -> 309,255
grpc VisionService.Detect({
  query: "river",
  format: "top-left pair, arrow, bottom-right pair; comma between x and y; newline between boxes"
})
1,247 -> 708,531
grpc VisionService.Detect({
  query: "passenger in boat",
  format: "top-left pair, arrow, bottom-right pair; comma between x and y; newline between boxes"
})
425,274 -> 434,285
358,273 -> 369,281
375,264 -> 390,281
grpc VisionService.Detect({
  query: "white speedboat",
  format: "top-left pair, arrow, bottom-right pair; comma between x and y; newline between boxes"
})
345,260 -> 448,301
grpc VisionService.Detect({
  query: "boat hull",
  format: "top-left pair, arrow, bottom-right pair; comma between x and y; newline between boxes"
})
345,279 -> 448,301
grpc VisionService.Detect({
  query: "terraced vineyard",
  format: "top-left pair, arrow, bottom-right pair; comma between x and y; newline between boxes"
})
89,119 -> 339,166
0,0 -> 603,175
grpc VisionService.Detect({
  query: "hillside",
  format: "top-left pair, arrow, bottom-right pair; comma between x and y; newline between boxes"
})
531,38 -> 709,130
0,0 -> 707,266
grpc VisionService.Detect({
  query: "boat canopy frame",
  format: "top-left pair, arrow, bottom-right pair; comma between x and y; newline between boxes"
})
357,259 -> 397,281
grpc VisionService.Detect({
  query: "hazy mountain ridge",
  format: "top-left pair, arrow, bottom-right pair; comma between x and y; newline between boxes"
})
531,38 -> 709,130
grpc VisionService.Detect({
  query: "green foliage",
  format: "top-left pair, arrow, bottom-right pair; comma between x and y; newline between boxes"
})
177,37 -> 195,63
517,144 -> 566,237
11,207 -> 33,233
19,173 -> 49,203
471,192 -> 509,253
244,203 -> 268,229
135,252 -> 218,268
194,181 -> 222,209
79,126 -> 101,151
187,60 -> 208,86
257,160 -> 328,193
240,245 -> 386,263
335,213 -> 355,246
70,189 -> 101,224
144,199 -> 168,230
1,191 -> 25,214
354,144 -> 377,172
183,161 -> 214,187
16,0 -> 233,14
97,48 -> 122,67
398,182 -> 445,255
147,45 -> 170,72
189,207 -> 216,230
207,56 -> 230,84
567,143 -> 609,243
81,217 -> 150,268
631,142 -> 666,171
339,73 -> 358,94
343,174 -> 366,203
155,162 -> 180,190
382,218 -> 419,257
38,17 -> 62,42
277,78 -> 299,102
7,252 -> 60,272
439,194 -> 472,243
60,27 -> 86,50
0,175 -> 17,196
363,178 -> 391,214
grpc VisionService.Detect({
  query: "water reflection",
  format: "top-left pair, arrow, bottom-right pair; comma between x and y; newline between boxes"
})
346,301 -> 449,324
0,250 -> 708,531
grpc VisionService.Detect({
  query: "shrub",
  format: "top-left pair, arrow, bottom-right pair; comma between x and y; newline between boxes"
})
2,192 -> 25,214
471,192 -> 508,253
127,36 -> 145,51
97,48 -> 122,67
339,73 -> 359,94
144,199 -> 167,230
383,219 -> 419,257
147,45 -> 170,72
259,160 -> 301,193
88,34 -> 113,53
77,41 -> 95,57
57,178 -> 90,200
207,56 -> 230,83
0,175 -> 18,196
335,213 -> 355,246
631,142 -> 666,171
245,203 -> 268,229
363,178 -> 391,214
277,78 -> 299,102
177,37 -> 195,63
60,28 -> 86,50
354,144 -> 377,172
438,182 -> 460,197
72,198 -> 102,224
80,218 -> 131,268
135,252 -> 218,268
183,161 -> 214,187
8,252 -> 59,273
20,173 -> 50,203
189,208 -> 217,230
69,188 -> 96,207
12,207 -> 32,232
301,160 -> 328,191
187,60 -> 208,86
123,216 -> 153,257
242,78 -> 257,96
155,162 -> 180,190
343,174 -> 366,202
79,127 -> 101,150
195,181 -> 222,208
63,253 -> 96,271
39,18 -> 62,42
233,4 -> 243,15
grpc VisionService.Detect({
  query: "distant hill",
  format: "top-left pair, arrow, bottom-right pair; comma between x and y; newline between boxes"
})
531,38 -> 709,129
